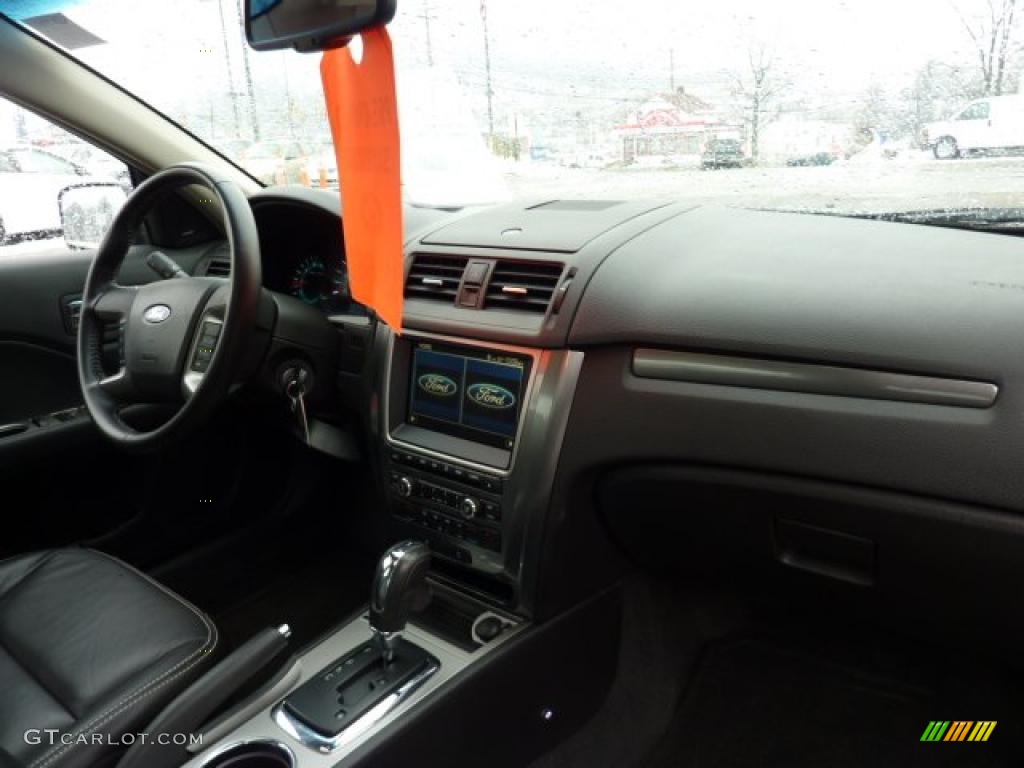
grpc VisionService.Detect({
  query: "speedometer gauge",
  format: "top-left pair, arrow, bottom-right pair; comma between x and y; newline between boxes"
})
289,256 -> 344,309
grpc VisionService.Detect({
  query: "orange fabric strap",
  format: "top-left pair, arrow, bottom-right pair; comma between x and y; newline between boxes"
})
321,27 -> 404,332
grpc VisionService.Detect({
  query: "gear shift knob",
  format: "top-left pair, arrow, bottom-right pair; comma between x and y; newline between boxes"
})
369,540 -> 431,662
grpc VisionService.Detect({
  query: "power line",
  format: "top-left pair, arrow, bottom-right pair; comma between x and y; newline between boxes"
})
479,0 -> 495,140
416,0 -> 435,67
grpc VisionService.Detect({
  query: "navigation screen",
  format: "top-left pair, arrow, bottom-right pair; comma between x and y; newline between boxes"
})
407,342 -> 531,450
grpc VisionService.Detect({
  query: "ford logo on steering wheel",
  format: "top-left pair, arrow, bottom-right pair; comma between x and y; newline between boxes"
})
143,304 -> 172,324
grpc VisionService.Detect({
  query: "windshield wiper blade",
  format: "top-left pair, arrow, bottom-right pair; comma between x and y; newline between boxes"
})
856,207 -> 1024,229
833,207 -> 1024,235
769,206 -> 1024,234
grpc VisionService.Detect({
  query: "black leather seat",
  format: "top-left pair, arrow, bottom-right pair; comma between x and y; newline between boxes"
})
0,549 -> 218,768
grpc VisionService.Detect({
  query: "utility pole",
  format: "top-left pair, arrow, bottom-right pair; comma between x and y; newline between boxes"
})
235,0 -> 261,141
418,0 -> 435,66
480,0 -> 495,146
669,47 -> 675,92
215,0 -> 241,136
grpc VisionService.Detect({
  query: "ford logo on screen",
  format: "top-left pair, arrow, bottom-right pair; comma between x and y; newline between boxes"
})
467,383 -> 516,410
418,373 -> 458,397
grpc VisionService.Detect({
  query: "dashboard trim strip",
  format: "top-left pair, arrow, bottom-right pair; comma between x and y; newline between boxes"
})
632,349 -> 998,408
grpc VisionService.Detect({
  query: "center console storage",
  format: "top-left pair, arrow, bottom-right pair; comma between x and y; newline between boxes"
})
197,741 -> 294,768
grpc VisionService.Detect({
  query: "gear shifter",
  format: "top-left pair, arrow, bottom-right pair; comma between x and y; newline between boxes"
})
369,540 -> 431,663
276,541 -> 438,744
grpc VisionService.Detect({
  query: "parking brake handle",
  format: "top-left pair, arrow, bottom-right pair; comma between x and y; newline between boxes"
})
115,624 -> 291,768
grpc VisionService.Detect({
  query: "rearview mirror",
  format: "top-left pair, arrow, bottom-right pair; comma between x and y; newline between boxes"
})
59,183 -> 128,250
245,0 -> 397,52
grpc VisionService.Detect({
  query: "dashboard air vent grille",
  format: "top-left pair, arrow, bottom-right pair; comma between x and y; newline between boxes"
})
405,254 -> 468,302
205,259 -> 231,277
485,260 -> 564,313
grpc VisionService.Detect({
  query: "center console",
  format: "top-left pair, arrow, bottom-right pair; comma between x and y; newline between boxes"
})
379,331 -> 583,612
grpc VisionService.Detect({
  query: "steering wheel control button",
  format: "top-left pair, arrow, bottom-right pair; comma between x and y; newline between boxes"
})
191,319 -> 223,373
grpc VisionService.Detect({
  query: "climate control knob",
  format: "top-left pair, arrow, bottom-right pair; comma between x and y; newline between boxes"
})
395,476 -> 414,498
459,497 -> 479,520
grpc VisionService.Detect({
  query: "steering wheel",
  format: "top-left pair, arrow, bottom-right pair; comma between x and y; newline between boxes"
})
77,163 -> 262,450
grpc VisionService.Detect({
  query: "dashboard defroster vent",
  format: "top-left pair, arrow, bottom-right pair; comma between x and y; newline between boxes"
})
405,254 -> 468,302
484,260 -> 564,313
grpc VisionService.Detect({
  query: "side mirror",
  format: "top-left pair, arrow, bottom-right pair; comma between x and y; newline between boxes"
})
245,0 -> 396,52
58,183 -> 128,250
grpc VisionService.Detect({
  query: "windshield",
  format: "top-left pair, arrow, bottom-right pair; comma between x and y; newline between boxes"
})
7,0 -> 1024,215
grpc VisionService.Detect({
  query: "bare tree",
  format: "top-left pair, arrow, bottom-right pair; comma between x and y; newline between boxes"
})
953,0 -> 1019,95
732,44 -> 786,164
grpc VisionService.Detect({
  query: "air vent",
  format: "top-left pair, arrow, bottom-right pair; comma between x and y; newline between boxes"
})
405,254 -> 468,302
205,259 -> 231,277
485,260 -> 564,313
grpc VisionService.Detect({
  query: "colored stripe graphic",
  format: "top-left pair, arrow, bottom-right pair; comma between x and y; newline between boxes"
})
921,721 -> 996,742
921,721 -> 950,741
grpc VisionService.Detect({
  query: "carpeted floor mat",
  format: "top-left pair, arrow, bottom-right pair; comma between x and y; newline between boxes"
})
646,629 -> 1024,768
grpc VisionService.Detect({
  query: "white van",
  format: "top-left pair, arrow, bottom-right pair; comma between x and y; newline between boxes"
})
924,95 -> 1024,159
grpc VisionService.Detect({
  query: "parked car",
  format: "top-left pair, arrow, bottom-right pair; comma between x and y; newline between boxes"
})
923,95 -> 1024,159
240,138 -> 315,185
0,145 -> 114,243
308,142 -> 339,188
701,138 -> 748,169
44,141 -> 131,190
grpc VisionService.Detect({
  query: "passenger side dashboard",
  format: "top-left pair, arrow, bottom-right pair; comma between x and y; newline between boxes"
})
378,198 -> 1024,640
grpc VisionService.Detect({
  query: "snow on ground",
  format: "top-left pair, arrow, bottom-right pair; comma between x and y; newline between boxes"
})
502,154 -> 1024,215
0,236 -> 66,258
4,154 -> 1024,262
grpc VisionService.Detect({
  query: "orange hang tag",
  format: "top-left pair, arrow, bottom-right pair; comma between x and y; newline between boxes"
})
321,27 -> 404,333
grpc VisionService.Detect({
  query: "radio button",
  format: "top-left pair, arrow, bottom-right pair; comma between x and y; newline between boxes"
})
459,497 -> 479,520
480,476 -> 502,493
395,476 -> 413,498
481,501 -> 501,521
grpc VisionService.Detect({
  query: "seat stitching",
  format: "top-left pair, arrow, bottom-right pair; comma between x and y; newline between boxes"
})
28,632 -> 216,768
25,550 -> 218,768
85,549 -> 212,632
26,619 -> 217,768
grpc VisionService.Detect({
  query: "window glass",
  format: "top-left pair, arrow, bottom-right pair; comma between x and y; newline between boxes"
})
0,97 -> 132,256
958,102 -> 990,120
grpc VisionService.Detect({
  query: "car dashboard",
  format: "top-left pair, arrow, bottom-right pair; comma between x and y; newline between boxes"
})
204,187 -> 1024,643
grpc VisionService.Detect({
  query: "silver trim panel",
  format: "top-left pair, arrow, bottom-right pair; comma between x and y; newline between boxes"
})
271,657 -> 440,754
632,349 -> 998,408
182,614 -> 524,768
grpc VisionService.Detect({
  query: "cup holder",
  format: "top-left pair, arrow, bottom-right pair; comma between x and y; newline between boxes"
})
196,741 -> 295,768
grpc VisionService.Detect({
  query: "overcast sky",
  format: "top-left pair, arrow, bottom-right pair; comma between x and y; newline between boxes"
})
44,0 -> 1007,147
